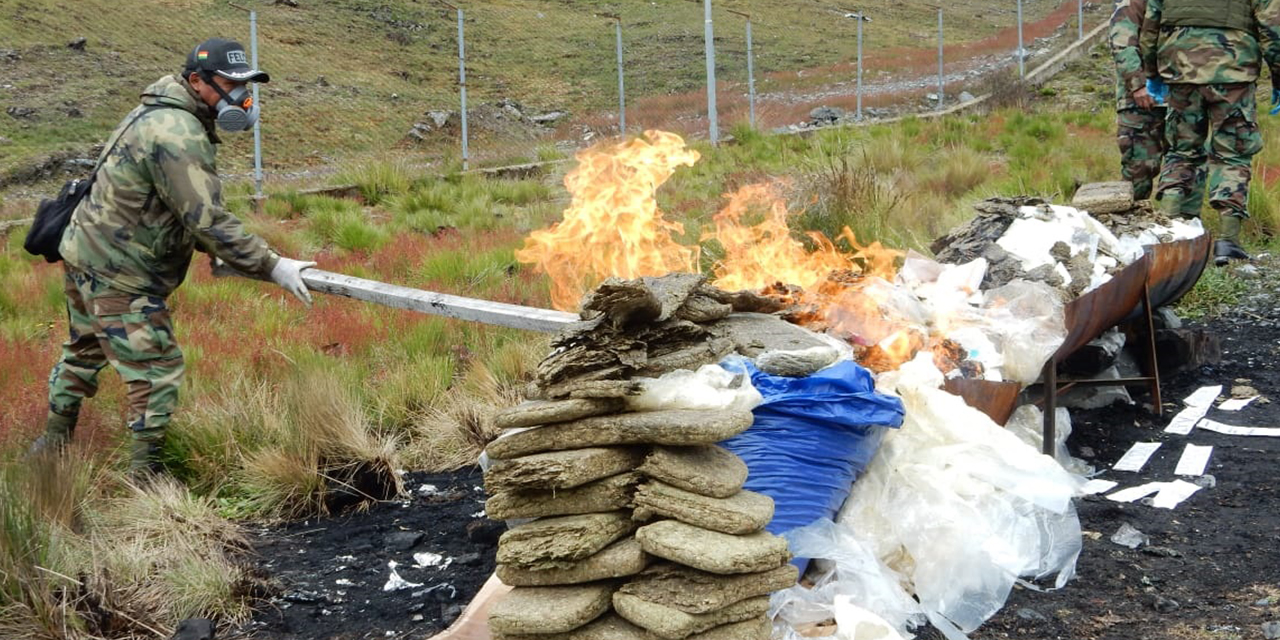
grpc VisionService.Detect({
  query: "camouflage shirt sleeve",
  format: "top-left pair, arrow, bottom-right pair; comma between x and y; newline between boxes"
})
1256,0 -> 1280,81
146,111 -> 280,277
1140,0 -> 1163,78
1112,0 -> 1148,95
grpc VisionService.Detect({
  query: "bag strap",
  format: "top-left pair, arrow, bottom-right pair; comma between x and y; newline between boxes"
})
89,104 -> 171,178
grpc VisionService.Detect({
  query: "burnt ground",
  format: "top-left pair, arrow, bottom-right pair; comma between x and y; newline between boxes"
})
231,469 -> 502,640
231,258 -> 1280,640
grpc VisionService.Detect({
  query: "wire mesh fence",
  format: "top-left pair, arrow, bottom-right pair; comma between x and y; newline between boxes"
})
0,0 -> 1109,189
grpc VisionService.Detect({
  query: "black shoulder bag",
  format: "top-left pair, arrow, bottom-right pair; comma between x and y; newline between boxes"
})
23,106 -> 163,263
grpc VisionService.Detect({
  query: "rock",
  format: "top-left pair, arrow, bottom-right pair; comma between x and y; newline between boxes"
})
1016,608 -> 1048,622
67,37 -> 87,50
1264,621 -> 1280,640
6,106 -> 37,119
1060,330 -> 1126,375
441,603 -> 464,626
638,445 -> 749,499
1153,307 -> 1182,330
275,0 -> 300,6
530,111 -> 570,125
959,91 -> 976,102
488,583 -> 614,635
466,519 -> 506,545
0,136 -> 10,145
1155,328 -> 1222,376
808,106 -> 846,123
1194,474 -> 1217,489
455,552 -> 483,566
384,530 -> 424,551
1058,365 -> 1133,409
1152,595 -> 1180,613
1142,546 -> 1182,558
636,521 -> 790,575
171,619 -> 215,640
284,589 -> 322,604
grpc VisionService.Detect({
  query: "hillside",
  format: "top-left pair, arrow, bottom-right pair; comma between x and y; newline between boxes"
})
0,0 -> 1088,189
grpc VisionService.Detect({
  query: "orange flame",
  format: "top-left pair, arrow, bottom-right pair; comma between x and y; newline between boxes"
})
515,130 -> 701,310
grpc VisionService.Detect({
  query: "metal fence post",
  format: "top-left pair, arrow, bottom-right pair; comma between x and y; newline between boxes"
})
1016,0 -> 1025,80
704,0 -> 719,144
614,16 -> 626,134
249,9 -> 263,202
1078,0 -> 1084,40
937,6 -> 944,110
457,6 -> 469,170
856,14 -> 864,120
728,10 -> 755,129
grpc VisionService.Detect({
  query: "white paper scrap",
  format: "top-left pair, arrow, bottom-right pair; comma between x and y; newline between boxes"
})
382,561 -> 423,592
413,552 -> 453,570
1218,396 -> 1258,412
1165,405 -> 1208,435
1106,482 -> 1165,503
1174,444 -> 1213,476
1183,385 -> 1223,408
1081,479 -> 1119,495
1113,442 -> 1162,472
1198,419 -> 1280,437
1151,479 -> 1203,509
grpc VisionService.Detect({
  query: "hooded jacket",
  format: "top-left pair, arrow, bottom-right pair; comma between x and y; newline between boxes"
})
60,74 -> 278,298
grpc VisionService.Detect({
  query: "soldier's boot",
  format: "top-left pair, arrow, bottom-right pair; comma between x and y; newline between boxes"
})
129,428 -> 167,481
1214,214 -> 1250,267
27,411 -> 77,458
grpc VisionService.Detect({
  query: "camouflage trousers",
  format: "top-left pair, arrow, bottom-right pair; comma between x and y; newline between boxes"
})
1157,82 -> 1262,219
46,265 -> 183,468
1117,107 -> 1167,201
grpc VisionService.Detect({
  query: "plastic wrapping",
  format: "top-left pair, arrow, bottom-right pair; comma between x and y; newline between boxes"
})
1005,404 -> 1095,477
719,358 -> 905,567
768,354 -> 1084,640
978,280 -> 1067,385
626,364 -> 763,413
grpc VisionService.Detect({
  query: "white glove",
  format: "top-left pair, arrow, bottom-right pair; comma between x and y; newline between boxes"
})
270,257 -> 317,306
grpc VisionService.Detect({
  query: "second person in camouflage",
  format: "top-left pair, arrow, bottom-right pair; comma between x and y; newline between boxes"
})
1139,0 -> 1280,265
33,38 -> 316,475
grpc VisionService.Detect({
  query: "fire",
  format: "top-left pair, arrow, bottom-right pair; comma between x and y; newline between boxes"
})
515,130 -> 701,310
518,130 -> 967,374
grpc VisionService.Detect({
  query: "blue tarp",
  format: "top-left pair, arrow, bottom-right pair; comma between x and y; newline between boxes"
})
720,359 -> 905,560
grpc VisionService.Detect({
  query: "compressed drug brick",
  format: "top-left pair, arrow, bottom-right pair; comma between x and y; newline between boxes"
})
486,410 -> 753,460
498,511 -> 636,571
488,582 -> 613,635
495,398 -> 626,430
497,537 -> 649,587
632,481 -> 774,535
635,520 -> 790,575
617,561 -> 798,614
637,445 -> 747,499
484,446 -> 646,493
485,472 -> 640,520
613,593 -> 770,640
495,613 -> 771,640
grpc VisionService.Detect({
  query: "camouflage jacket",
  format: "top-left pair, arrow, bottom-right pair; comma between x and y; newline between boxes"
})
1139,0 -> 1280,84
60,75 -> 278,298
1112,0 -> 1152,110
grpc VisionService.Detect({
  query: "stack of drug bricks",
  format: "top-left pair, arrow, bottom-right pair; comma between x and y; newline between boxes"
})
482,274 -> 800,640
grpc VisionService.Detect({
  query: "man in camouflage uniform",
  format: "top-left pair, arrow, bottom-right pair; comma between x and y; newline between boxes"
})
33,38 -> 316,474
1140,0 -> 1280,264
1111,0 -> 1204,209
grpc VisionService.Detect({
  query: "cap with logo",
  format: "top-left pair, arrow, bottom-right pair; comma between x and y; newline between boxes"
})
187,38 -> 270,83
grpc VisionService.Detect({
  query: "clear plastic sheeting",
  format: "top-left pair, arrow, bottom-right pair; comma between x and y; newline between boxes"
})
977,280 -> 1068,384
1005,404 -> 1095,477
627,363 -> 764,413
773,354 -> 1083,640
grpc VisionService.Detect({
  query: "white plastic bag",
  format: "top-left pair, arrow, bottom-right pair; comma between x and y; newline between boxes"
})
979,280 -> 1067,385
626,363 -> 762,413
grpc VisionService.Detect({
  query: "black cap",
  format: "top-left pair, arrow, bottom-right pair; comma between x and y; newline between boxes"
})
186,38 -> 270,83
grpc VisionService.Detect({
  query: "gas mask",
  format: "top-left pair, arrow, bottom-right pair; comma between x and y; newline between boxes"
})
207,78 -> 259,132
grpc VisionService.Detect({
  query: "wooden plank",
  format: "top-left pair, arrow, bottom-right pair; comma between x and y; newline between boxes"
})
301,269 -> 578,333
0,218 -> 33,235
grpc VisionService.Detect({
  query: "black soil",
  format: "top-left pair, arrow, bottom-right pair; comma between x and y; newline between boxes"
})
233,468 -> 503,640
233,259 -> 1280,640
